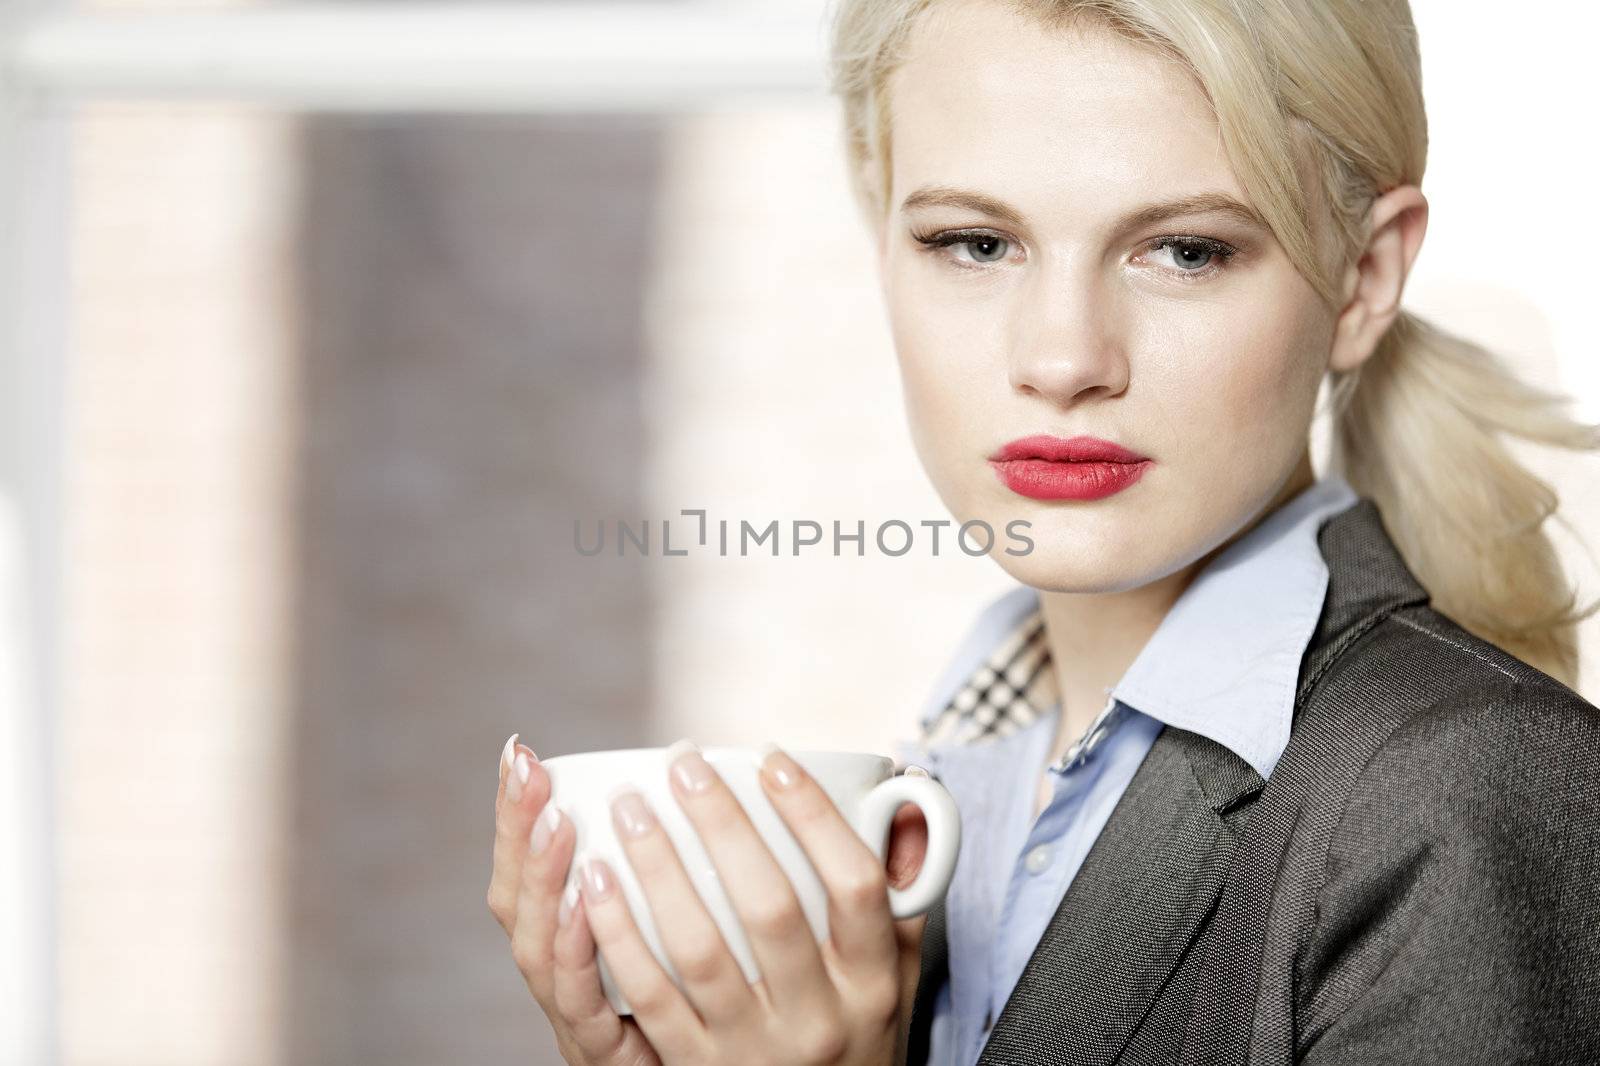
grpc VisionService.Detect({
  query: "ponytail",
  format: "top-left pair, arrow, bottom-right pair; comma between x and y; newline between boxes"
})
1327,310 -> 1600,688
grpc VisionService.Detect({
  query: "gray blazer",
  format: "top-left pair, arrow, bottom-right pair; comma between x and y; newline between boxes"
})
905,497 -> 1600,1065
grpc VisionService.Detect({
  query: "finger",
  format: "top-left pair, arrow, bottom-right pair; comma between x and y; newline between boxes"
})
886,802 -> 931,977
608,786 -> 758,1028
551,886 -> 670,1065
577,854 -> 706,1058
665,739 -> 836,1017
885,801 -> 929,892
893,909 -> 930,972
489,735 -> 538,925
495,732 -> 518,802
893,912 -> 928,1064
756,743 -> 898,979
494,732 -> 533,816
509,800 -> 577,1003
487,738 -> 550,935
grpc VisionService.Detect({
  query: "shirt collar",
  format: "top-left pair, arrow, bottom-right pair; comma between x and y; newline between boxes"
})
910,474 -> 1359,782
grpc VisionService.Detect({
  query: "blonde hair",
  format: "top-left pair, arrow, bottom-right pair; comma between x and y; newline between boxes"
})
826,0 -> 1600,688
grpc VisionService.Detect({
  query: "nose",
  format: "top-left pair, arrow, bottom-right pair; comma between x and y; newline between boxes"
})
1006,268 -> 1130,406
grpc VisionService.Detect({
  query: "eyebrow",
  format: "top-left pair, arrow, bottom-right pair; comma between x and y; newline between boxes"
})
899,185 -> 1270,234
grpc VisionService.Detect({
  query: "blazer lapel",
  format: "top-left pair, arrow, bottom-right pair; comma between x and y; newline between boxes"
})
904,497 -> 1428,1066
976,722 -> 1263,1066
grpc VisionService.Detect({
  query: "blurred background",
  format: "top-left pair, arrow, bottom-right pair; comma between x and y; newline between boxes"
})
1,1 -> 1596,1063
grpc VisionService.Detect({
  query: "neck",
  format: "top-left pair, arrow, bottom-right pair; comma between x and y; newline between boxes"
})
1037,452 -> 1317,765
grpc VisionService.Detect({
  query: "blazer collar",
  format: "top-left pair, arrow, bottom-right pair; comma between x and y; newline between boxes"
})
1295,497 -> 1433,708
908,494 -> 1433,1066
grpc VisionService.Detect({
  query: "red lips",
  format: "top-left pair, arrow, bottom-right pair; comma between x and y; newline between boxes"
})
988,435 -> 1152,501
989,435 -> 1150,464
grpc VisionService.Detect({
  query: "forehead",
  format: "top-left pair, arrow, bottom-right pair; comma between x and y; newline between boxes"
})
884,0 -> 1244,214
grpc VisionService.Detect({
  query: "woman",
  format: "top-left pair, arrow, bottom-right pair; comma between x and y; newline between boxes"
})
486,0 -> 1600,1062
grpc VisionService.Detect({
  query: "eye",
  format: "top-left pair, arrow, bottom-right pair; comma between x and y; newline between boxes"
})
1140,235 -> 1238,278
910,228 -> 1016,268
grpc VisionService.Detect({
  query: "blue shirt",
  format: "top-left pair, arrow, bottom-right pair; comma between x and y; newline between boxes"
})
894,474 -> 1360,1066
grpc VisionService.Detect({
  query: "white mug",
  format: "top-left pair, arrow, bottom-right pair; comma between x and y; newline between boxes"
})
541,745 -> 961,1015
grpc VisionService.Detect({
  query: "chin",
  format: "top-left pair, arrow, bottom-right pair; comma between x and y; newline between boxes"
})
982,531 -> 1163,595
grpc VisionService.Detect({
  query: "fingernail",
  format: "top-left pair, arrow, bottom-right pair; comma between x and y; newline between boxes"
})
557,881 -> 581,927
580,856 -> 616,902
609,788 -> 656,838
904,764 -> 930,778
667,738 -> 714,794
506,751 -> 532,804
530,804 -> 562,855
758,741 -> 802,790
499,733 -> 519,779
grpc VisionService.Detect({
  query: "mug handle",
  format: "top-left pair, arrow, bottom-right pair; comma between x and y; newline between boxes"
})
854,773 -> 961,919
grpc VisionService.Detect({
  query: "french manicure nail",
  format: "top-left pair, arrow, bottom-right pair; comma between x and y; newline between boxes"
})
557,881 -> 581,927
609,788 -> 657,838
530,804 -> 562,855
666,738 -> 714,794
500,733 -> 519,779
506,751 -> 532,804
904,764 -> 930,778
580,856 -> 616,902
758,741 -> 802,790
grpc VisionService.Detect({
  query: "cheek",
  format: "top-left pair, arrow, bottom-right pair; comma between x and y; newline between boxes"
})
1140,292 -> 1327,463
889,328 -> 970,510
885,282 -> 995,455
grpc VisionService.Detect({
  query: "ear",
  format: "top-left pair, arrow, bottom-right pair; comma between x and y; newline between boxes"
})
1328,184 -> 1429,374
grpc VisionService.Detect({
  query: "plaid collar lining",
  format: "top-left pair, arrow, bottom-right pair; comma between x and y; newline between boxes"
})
918,607 -> 1058,746
914,604 -> 1130,773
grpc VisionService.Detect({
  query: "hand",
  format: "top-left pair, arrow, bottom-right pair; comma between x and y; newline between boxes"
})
485,736 -> 931,1066
487,734 -> 661,1066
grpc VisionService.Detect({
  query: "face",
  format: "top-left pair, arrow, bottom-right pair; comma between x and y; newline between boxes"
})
877,0 -> 1336,593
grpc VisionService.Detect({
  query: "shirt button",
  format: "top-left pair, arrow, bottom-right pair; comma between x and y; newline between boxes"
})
1024,844 -> 1053,874
981,1008 -> 994,1032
